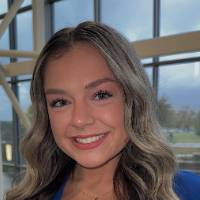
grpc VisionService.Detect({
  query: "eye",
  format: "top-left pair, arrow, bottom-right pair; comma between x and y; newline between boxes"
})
49,98 -> 70,108
93,90 -> 113,101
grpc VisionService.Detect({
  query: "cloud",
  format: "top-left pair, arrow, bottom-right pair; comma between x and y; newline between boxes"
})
159,62 -> 200,89
161,1 -> 200,36
159,62 -> 200,109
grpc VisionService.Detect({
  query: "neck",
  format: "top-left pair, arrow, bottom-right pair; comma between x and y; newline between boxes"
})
71,155 -> 120,192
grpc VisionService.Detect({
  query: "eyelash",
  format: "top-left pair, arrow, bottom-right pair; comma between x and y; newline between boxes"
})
93,90 -> 113,101
49,90 -> 113,108
49,98 -> 69,108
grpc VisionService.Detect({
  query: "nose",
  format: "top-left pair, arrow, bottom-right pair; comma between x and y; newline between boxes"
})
71,100 -> 94,129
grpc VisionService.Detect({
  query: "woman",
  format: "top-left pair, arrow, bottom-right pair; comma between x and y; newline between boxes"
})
6,21 -> 200,200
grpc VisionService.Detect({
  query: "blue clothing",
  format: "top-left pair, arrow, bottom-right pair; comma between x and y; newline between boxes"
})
173,170 -> 200,200
52,170 -> 200,200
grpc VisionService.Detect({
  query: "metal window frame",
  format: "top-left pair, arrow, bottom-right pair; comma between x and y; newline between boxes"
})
152,0 -> 160,98
8,0 -> 21,174
94,0 -> 101,22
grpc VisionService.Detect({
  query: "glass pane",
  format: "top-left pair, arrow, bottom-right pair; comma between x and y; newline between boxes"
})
0,20 -> 10,65
0,0 -> 8,14
144,67 -> 153,85
101,0 -> 153,41
53,0 -> 94,32
18,81 -> 31,165
16,11 -> 33,51
18,81 -> 31,114
141,58 -> 153,64
18,81 -> 32,131
160,52 -> 200,62
161,0 -> 200,36
158,62 -> 200,173
20,0 -> 32,8
18,74 -> 32,81
0,87 -> 12,122
0,86 -> 13,195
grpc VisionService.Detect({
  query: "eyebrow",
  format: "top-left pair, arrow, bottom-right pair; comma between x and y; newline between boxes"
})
85,77 -> 116,89
45,77 -> 117,95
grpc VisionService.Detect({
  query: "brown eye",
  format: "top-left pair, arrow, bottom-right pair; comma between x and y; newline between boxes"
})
93,90 -> 113,101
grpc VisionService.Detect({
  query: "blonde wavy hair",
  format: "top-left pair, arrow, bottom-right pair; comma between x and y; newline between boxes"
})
6,21 -> 179,200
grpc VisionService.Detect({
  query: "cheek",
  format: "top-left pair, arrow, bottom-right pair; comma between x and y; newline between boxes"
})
107,100 -> 129,141
48,111 -> 73,153
48,110 -> 70,136
102,100 -> 125,126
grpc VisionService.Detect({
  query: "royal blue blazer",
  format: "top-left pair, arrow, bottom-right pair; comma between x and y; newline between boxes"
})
52,170 -> 200,200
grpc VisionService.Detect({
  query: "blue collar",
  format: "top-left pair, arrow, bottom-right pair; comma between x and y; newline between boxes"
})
52,170 -> 200,200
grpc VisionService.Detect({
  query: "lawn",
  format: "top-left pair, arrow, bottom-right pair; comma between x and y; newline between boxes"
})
165,132 -> 200,154
166,132 -> 200,143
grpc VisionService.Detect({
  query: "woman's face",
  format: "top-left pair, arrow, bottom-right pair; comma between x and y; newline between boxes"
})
44,42 -> 129,169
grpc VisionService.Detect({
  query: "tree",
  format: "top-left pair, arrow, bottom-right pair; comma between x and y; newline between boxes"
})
0,121 -> 12,142
195,111 -> 200,135
157,97 -> 176,128
176,107 -> 196,131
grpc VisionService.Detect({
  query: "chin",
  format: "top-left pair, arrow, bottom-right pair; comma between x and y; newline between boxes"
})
77,158 -> 110,169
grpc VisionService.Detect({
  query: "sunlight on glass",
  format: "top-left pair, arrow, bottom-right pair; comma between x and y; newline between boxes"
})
160,52 -> 200,62
20,0 -> 32,8
0,0 -> 7,14
194,62 -> 200,77
18,82 -> 31,112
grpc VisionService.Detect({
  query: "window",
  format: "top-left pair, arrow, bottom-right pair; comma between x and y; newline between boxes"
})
53,0 -> 94,32
0,87 -> 13,194
20,0 -> 32,8
145,67 -> 153,85
0,0 -> 7,15
160,52 -> 200,62
1,3 -> 200,196
161,0 -> 200,36
158,62 -> 200,172
0,20 -> 10,65
18,82 -> 31,113
101,0 -> 153,41
1,3 -> 33,195
16,11 -> 33,51
18,81 -> 31,164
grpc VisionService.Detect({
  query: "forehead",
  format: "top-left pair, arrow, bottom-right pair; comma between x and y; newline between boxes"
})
44,42 -> 115,88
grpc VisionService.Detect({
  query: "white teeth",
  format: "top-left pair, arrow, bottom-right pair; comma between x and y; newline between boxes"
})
75,134 -> 105,144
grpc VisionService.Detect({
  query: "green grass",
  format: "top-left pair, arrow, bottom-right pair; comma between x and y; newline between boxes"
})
173,147 -> 200,154
167,132 -> 200,143
167,133 -> 200,155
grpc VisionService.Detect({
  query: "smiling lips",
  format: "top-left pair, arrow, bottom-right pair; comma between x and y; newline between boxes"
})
72,132 -> 109,150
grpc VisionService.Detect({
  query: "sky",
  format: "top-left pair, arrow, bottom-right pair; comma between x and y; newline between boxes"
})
0,0 -> 31,13
159,62 -> 200,110
0,0 -> 200,121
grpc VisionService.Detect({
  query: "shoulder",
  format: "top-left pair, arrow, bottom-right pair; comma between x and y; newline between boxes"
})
173,170 -> 200,200
51,170 -> 200,200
